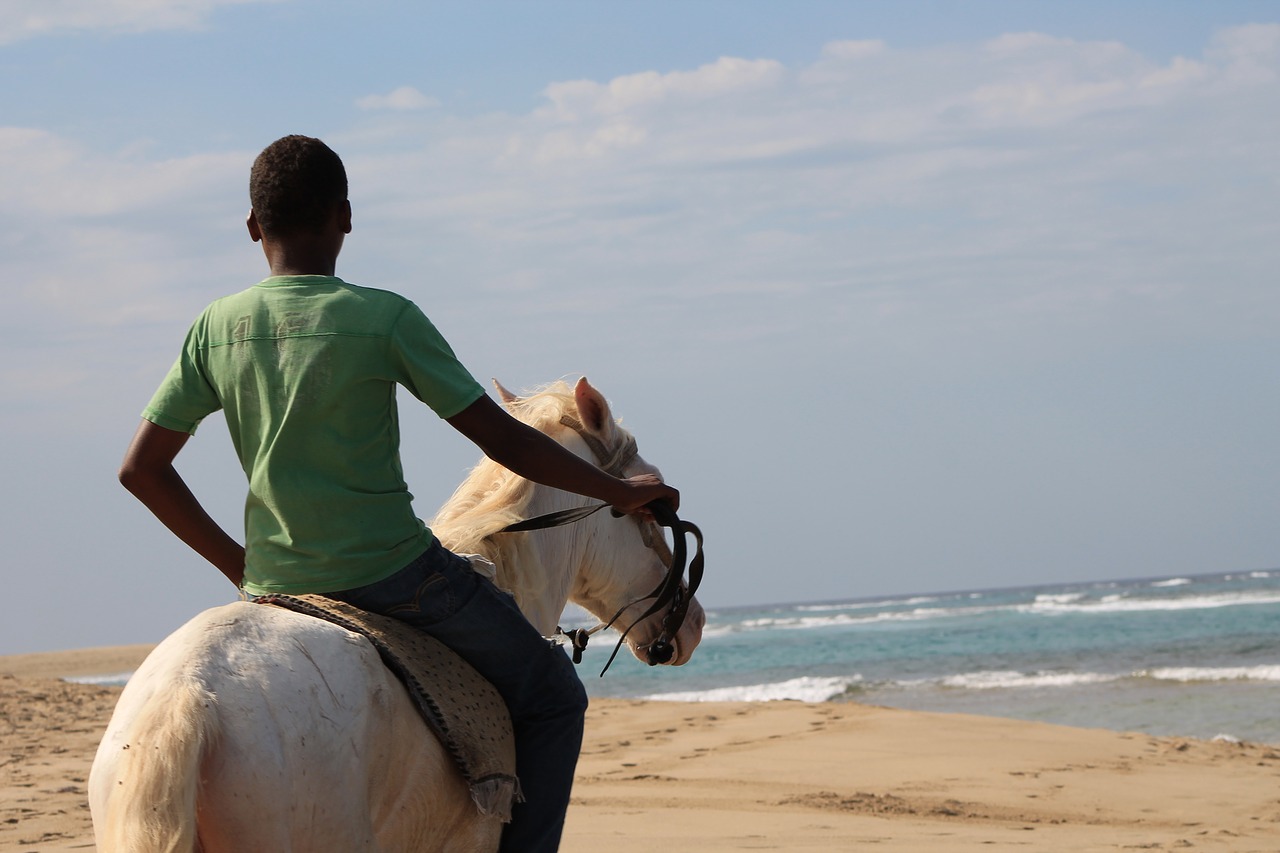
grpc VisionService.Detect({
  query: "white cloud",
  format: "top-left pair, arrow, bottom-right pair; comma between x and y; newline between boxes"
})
540,56 -> 785,120
1205,23 -> 1280,85
0,0 -> 279,44
0,127 -> 245,217
1208,22 -> 1280,60
331,27 -> 1279,363
356,86 -> 440,112
11,27 -> 1279,381
0,127 -> 254,346
982,31 -> 1131,59
1139,56 -> 1210,89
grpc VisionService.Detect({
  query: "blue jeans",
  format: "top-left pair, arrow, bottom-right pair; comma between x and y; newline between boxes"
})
326,540 -> 588,853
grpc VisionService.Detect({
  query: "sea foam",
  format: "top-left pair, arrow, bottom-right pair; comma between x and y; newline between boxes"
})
1145,665 -> 1280,683
928,670 -> 1120,690
65,672 -> 134,687
644,675 -> 857,703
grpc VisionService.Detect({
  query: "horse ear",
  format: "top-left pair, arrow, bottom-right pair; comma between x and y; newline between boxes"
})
493,379 -> 520,407
574,376 -> 613,435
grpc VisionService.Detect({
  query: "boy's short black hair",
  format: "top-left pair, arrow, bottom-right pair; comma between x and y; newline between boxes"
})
250,135 -> 348,237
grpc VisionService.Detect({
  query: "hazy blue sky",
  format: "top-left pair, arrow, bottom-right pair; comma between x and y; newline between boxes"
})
2,1 -> 1277,655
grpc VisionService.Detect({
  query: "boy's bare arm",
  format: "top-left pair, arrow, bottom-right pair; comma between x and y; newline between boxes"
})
446,396 -> 678,514
119,420 -> 246,587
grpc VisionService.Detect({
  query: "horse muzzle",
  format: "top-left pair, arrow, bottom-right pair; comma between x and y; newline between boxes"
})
645,638 -> 676,666
641,598 -> 705,667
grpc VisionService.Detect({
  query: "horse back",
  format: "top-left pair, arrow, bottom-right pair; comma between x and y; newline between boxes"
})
91,602 -> 499,852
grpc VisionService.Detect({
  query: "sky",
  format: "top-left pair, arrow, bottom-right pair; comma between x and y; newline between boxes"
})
2,0 -> 1278,655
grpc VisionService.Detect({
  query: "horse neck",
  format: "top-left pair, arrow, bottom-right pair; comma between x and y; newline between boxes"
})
433,418 -> 640,636
494,446 -> 652,636
501,481 -> 594,635
514,484 -> 663,641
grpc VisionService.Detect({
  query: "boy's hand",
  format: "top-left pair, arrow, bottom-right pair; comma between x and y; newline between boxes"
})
120,419 -> 246,586
613,474 -> 679,518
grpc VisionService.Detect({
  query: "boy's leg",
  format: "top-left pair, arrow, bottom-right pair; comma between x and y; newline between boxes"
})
327,541 -> 587,853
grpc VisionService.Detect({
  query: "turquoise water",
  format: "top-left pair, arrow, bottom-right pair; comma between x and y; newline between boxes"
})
574,569 -> 1280,744
75,569 -> 1280,744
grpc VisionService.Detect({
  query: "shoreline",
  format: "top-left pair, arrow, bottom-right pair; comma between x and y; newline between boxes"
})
0,645 -> 156,680
4,647 -> 1280,851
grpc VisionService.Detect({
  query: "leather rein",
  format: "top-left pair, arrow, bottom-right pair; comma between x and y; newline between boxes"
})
497,415 -> 704,677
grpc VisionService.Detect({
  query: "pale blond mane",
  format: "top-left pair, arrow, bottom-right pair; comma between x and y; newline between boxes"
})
429,381 -> 591,604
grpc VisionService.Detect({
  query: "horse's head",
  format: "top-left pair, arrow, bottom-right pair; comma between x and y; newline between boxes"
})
496,377 -> 705,667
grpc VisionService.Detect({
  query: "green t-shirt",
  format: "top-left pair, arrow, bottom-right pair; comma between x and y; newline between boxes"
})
143,275 -> 485,595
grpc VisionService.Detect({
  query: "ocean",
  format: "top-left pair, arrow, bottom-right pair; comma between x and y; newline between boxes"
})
73,569 -> 1280,746
573,569 -> 1280,745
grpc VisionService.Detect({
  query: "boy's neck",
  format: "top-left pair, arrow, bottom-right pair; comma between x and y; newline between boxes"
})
263,243 -> 340,278
249,201 -> 350,279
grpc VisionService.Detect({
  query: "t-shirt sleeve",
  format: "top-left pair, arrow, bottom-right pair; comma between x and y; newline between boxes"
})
388,302 -> 486,419
141,316 -> 222,434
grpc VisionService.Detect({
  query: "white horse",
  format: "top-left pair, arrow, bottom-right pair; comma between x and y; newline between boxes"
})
89,377 -> 705,853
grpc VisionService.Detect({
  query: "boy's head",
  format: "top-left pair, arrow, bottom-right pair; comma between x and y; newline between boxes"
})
249,135 -> 348,238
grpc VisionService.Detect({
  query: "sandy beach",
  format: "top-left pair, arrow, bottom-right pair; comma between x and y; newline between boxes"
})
3,647 -> 1279,852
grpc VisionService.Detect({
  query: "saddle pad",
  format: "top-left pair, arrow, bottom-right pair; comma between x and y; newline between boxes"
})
255,593 -> 521,820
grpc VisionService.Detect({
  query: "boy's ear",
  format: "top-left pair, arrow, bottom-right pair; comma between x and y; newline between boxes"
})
340,199 -> 352,234
246,210 -> 263,243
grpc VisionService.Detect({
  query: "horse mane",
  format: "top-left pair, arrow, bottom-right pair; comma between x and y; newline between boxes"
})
429,380 -> 586,606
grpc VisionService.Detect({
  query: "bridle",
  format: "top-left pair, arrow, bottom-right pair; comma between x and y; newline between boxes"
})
497,415 -> 704,676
